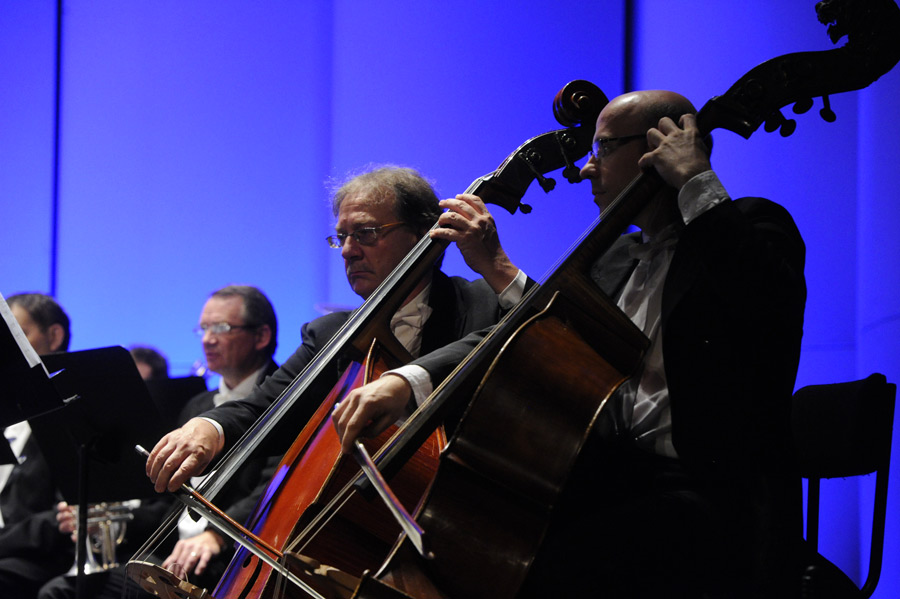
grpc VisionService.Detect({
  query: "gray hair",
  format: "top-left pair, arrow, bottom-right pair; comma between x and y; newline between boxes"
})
330,165 -> 442,237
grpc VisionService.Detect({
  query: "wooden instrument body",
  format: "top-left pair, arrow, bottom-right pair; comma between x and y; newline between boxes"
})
212,346 -> 446,599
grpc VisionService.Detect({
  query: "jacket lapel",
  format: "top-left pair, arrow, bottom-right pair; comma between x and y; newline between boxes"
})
420,270 -> 457,356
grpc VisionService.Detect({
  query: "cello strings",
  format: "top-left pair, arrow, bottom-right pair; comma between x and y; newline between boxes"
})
282,466 -> 361,555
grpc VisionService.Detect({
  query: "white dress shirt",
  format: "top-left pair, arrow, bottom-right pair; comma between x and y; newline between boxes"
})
609,170 -> 729,457
389,269 -> 527,405
0,421 -> 31,528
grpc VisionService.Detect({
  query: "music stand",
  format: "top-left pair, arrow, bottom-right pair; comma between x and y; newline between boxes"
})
0,295 -> 68,464
145,375 -> 208,431
30,346 -> 170,599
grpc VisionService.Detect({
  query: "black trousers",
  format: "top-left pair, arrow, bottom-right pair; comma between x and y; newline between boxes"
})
523,434 -> 801,598
0,511 -> 73,599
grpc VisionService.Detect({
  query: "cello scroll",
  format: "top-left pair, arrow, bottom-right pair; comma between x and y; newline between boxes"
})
469,80 -> 607,214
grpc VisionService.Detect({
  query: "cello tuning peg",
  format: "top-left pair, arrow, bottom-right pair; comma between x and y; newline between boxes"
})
554,131 -> 581,184
522,149 -> 557,193
819,94 -> 837,123
537,174 -> 556,193
792,97 -> 814,114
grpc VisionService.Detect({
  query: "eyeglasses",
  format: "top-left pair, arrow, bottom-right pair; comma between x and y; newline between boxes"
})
589,133 -> 646,161
325,222 -> 409,249
193,323 -> 257,337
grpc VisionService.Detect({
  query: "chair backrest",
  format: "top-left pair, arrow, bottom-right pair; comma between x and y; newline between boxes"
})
792,373 -> 896,598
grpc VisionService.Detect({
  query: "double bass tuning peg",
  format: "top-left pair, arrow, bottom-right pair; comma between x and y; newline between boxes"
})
536,175 -> 556,193
819,94 -> 837,123
792,97 -> 814,114
790,95 -> 837,124
764,109 -> 797,137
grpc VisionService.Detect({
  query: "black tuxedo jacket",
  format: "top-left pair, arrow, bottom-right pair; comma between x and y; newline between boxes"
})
0,434 -> 65,579
588,196 -> 806,595
592,196 -> 806,467
0,433 -> 58,527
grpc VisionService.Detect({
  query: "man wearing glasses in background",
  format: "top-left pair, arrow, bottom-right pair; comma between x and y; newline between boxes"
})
40,285 -> 282,599
147,165 -> 525,505
148,285 -> 283,589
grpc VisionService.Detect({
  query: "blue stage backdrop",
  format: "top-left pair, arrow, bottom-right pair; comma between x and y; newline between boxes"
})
2,1 -> 898,595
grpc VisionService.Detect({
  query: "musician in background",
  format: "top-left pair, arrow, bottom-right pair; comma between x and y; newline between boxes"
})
146,165 -> 525,499
1,293 -> 69,526
0,293 -> 71,597
334,91 -> 806,598
129,345 -> 170,381
2,342 -> 172,599
38,285 -> 282,599
160,285 -> 280,585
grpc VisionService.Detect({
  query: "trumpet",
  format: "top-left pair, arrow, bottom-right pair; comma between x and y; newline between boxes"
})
66,501 -> 137,576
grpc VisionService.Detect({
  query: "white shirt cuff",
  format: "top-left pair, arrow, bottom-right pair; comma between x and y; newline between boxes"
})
677,170 -> 729,225
383,365 -> 433,407
199,417 -> 225,450
498,269 -> 527,309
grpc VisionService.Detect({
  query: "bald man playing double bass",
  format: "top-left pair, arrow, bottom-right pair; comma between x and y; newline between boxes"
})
334,91 -> 807,598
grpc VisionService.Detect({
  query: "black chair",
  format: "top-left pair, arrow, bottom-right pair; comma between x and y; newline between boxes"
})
792,373 -> 896,598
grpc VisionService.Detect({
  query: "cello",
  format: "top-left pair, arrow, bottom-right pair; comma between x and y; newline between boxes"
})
126,81 -> 608,599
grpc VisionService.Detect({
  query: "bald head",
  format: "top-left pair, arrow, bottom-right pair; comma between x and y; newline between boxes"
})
580,90 -> 706,234
601,90 -> 698,134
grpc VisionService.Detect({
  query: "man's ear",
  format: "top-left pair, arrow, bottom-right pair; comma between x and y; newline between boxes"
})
46,323 -> 66,352
254,324 -> 272,354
